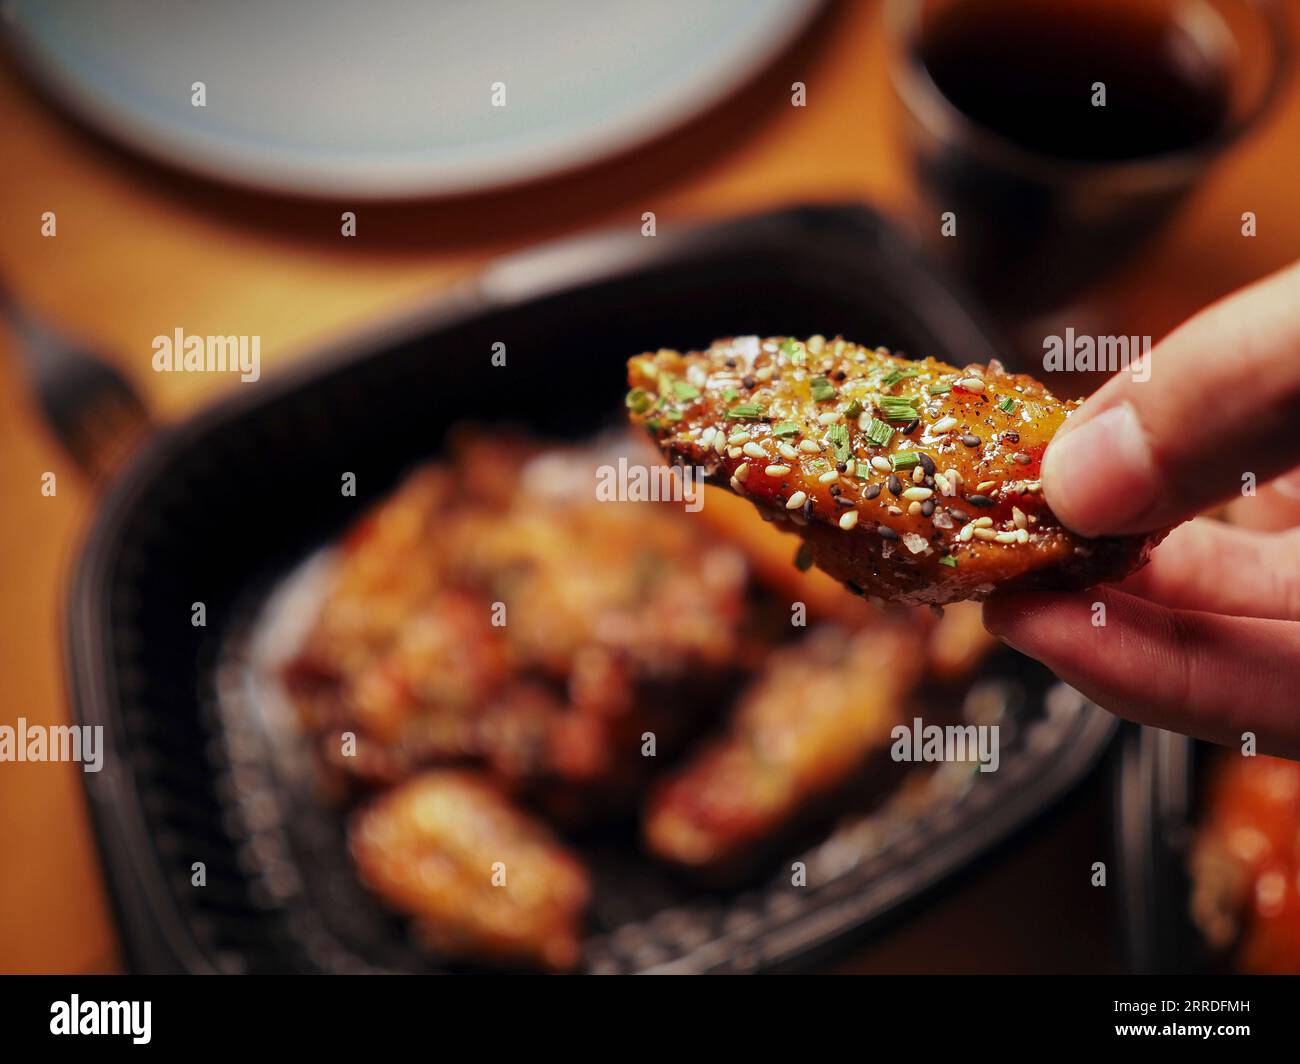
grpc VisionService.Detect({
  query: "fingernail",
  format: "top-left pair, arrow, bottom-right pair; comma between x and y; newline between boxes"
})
1041,403 -> 1157,537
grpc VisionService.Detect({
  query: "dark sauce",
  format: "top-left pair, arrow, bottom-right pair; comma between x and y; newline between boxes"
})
919,0 -> 1232,161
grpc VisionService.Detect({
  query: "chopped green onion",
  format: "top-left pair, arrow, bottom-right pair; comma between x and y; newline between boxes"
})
644,418 -> 662,434
828,423 -> 851,463
810,377 -> 836,402
772,420 -> 800,437
726,402 -> 766,421
855,460 -> 874,478
794,542 -> 814,572
724,387 -> 739,402
929,382 -> 952,396
878,396 -> 919,422
998,397 -> 1020,414
779,339 -> 802,357
889,452 -> 920,471
625,388 -> 654,414
882,365 -> 921,388
672,380 -> 700,401
939,555 -> 959,568
845,399 -> 864,419
864,418 -> 895,448
665,410 -> 682,421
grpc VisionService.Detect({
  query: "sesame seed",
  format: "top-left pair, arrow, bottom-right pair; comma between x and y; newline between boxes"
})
871,456 -> 892,473
932,416 -> 959,434
715,433 -> 727,454
948,508 -> 968,523
730,475 -> 745,493
934,473 -> 952,496
836,461 -> 848,473
1003,431 -> 1020,444
877,524 -> 899,540
743,441 -> 766,459
830,484 -> 841,495
974,517 -> 993,528
778,442 -> 799,461
887,474 -> 902,495
728,446 -> 742,459
863,483 -> 882,500
819,470 -> 839,484
803,498 -> 815,519
835,496 -> 855,507
974,528 -> 998,541
1014,452 -> 1033,465
902,486 -> 934,501
728,431 -> 751,446
961,434 -> 981,448
908,501 -> 922,515
903,418 -> 919,435
755,367 -> 773,382
911,465 -> 926,484
818,411 -> 841,425
976,480 -> 997,493
735,463 -> 750,483
921,499 -> 936,517
918,452 -> 936,475
765,464 -> 791,477
1015,528 -> 1029,543
1012,506 -> 1027,529
799,439 -> 821,453
994,531 -> 1017,544
839,510 -> 859,530
742,375 -> 756,389
945,467 -> 963,486
958,523 -> 975,542
786,491 -> 808,510
699,428 -> 716,449
968,494 -> 995,508
959,377 -> 985,392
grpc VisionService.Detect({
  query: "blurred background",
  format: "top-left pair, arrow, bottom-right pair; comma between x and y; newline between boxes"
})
2,0 -> 1299,975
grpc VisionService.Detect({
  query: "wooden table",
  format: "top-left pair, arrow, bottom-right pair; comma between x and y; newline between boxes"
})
2,0 -> 1297,974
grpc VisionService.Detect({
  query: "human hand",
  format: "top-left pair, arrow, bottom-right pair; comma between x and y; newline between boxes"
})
983,261 -> 1300,757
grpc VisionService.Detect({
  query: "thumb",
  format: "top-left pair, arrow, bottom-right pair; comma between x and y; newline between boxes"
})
1040,261 -> 1300,537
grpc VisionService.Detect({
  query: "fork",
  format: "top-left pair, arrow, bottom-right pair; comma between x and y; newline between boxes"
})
2,281 -> 151,484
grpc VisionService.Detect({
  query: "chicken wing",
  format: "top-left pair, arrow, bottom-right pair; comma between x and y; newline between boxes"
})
627,336 -> 1166,606
1191,754 -> 1300,974
350,771 -> 590,971
643,623 -> 922,879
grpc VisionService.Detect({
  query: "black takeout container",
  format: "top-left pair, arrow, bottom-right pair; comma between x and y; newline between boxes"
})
67,205 -> 1119,973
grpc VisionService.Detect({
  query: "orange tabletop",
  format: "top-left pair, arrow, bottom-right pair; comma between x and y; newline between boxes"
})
2,0 -> 1298,974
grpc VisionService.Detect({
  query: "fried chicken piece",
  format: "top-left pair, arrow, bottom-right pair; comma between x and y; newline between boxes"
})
627,336 -> 1166,606
644,624 -> 922,878
350,771 -> 590,971
1191,754 -> 1300,974
287,434 -> 748,802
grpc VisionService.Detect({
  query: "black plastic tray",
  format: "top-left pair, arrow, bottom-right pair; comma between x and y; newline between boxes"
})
67,204 -> 1119,973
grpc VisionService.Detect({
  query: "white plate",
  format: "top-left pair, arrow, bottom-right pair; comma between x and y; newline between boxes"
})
3,0 -> 822,198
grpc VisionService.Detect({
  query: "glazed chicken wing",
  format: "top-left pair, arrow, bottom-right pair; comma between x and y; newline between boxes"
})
627,336 -> 1166,606
644,623 -> 922,879
350,771 -> 590,971
1191,754 -> 1300,974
